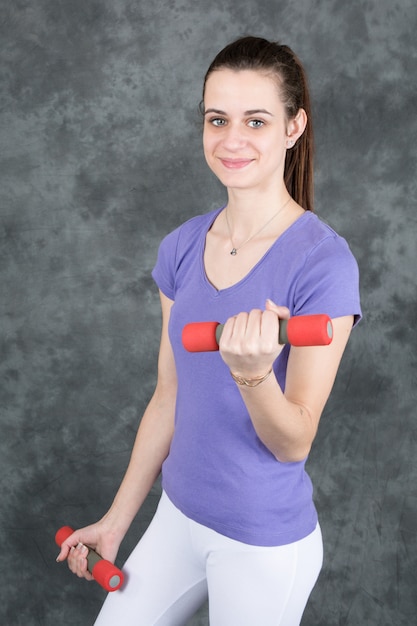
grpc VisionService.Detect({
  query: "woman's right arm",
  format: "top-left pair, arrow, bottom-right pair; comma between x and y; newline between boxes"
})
56,291 -> 177,579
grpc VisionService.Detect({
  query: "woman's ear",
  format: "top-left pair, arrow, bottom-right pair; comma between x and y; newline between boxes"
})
286,108 -> 307,148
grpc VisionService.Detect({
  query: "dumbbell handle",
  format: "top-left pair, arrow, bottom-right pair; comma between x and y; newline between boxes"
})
182,314 -> 333,352
55,526 -> 124,592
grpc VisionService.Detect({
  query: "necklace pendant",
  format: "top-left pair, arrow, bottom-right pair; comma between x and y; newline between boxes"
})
230,248 -> 237,256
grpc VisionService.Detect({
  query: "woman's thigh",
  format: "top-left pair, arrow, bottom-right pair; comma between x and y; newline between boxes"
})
94,493 -> 208,626
206,524 -> 323,626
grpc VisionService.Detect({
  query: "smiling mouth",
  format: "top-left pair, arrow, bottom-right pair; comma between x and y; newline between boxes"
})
219,158 -> 254,169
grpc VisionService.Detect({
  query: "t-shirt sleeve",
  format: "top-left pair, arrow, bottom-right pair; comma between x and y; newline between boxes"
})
151,228 -> 180,300
293,234 -> 362,326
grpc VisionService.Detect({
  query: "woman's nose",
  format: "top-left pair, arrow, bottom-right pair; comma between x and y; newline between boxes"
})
221,123 -> 247,150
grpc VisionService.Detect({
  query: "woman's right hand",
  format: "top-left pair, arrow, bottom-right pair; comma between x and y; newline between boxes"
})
56,520 -> 123,581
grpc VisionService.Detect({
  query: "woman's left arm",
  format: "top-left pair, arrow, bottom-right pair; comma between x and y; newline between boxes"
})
220,310 -> 354,463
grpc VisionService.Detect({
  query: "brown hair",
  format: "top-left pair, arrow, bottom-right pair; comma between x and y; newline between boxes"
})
202,36 -> 314,212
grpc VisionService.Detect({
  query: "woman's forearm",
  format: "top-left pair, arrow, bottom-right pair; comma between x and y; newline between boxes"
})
233,316 -> 354,463
236,376 -> 315,462
99,385 -> 176,538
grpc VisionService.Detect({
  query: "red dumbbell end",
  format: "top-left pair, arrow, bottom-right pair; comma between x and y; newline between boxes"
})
91,559 -> 124,592
286,314 -> 333,347
55,526 -> 74,547
182,321 -> 220,352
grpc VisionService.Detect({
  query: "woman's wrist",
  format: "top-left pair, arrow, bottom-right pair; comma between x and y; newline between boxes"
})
99,500 -> 138,539
230,368 -> 273,387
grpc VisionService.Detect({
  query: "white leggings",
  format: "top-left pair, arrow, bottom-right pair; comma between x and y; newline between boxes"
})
94,492 -> 323,626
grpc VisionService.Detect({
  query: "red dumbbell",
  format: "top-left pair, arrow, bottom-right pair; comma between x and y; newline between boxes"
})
182,314 -> 333,352
55,526 -> 124,592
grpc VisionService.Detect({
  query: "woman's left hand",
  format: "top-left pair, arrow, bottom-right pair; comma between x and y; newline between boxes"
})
219,299 -> 290,378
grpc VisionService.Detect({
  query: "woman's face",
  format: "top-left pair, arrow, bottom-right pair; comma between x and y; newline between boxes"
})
202,69 -> 290,193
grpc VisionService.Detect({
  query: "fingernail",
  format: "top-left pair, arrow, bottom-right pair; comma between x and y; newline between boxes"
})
56,556 -> 60,563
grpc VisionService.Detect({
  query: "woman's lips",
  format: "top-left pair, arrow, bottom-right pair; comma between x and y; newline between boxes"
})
219,158 -> 254,169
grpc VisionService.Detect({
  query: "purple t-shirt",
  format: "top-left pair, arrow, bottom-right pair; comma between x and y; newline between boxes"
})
152,208 -> 361,546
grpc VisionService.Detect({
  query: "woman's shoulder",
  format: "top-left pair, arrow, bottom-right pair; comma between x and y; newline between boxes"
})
286,211 -> 356,261
283,213 -> 362,323
290,211 -> 344,242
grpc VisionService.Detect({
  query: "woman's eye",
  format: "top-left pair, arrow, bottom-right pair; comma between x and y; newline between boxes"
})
248,119 -> 264,128
209,118 -> 227,127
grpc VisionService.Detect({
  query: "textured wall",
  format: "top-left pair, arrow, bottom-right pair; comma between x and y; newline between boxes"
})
1,1 -> 416,624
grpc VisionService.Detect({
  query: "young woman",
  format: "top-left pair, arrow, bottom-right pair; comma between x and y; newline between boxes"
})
57,36 -> 361,625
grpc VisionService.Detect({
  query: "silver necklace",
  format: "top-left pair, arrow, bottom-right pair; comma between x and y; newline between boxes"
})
225,196 -> 292,256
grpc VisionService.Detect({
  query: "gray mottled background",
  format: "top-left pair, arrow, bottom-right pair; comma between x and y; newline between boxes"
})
1,0 -> 416,624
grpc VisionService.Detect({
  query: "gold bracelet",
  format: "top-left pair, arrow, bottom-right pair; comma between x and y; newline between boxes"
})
230,368 -> 273,387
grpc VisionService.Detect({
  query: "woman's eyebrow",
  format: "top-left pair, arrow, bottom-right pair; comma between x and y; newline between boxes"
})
245,109 -> 274,116
203,108 -> 226,115
203,108 -> 274,116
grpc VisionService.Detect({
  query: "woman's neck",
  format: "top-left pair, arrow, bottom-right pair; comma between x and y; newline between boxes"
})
225,186 -> 292,237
